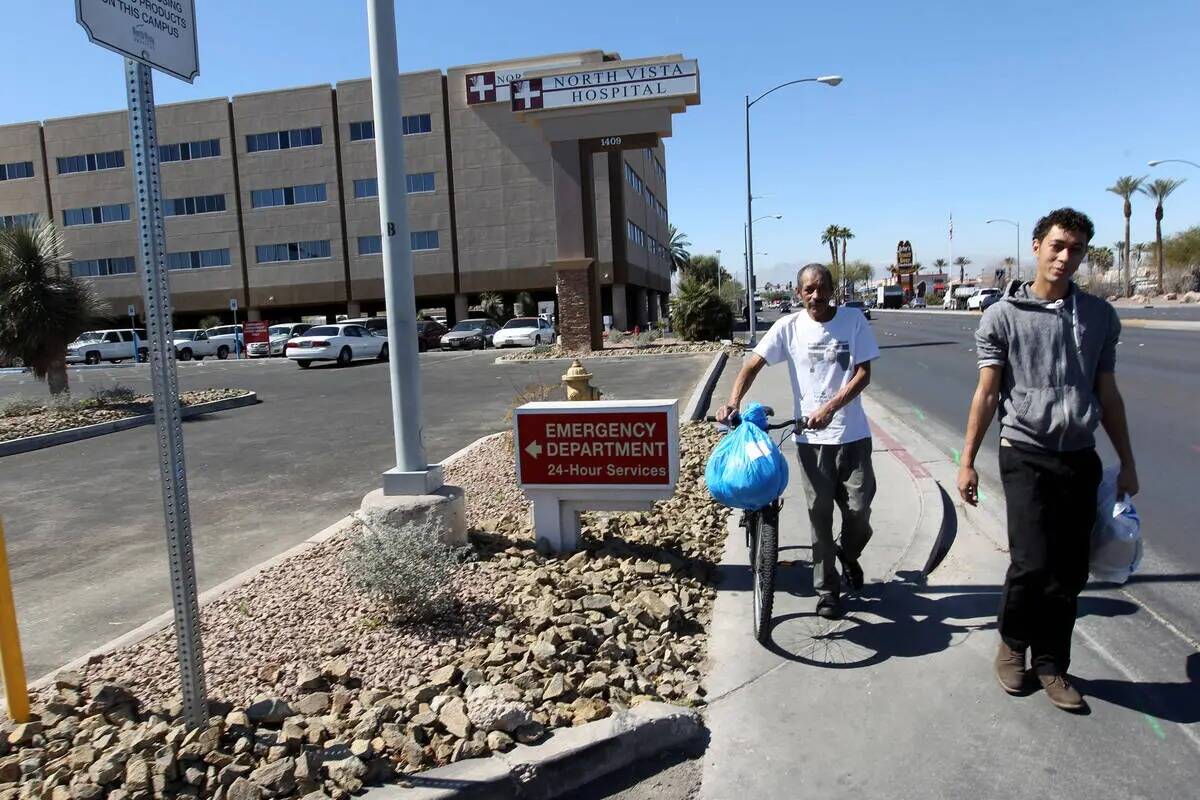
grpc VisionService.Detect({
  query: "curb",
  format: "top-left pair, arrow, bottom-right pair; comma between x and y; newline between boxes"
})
682,350 -> 728,422
494,349 -> 725,365
364,702 -> 703,800
0,392 -> 259,458
26,428 -> 510,693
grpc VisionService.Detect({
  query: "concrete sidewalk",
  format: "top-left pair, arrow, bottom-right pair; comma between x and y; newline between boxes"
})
698,361 -> 1198,799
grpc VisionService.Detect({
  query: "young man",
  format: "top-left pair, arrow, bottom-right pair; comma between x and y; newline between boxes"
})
958,207 -> 1138,712
717,264 -> 881,618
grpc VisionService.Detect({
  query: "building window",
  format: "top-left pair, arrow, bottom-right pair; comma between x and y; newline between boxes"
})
63,203 -> 131,227
624,162 -> 644,196
405,172 -> 435,193
166,248 -> 231,270
357,235 -> 382,255
349,121 -> 375,141
0,161 -> 34,180
0,214 -> 39,228
56,150 -> 124,175
353,178 -> 378,199
245,126 -> 323,153
410,230 -> 439,251
164,194 -> 226,217
69,256 -> 135,277
250,184 -> 326,208
158,139 -> 220,163
626,220 -> 646,248
402,114 -> 432,135
255,239 -> 331,263
654,156 -> 666,182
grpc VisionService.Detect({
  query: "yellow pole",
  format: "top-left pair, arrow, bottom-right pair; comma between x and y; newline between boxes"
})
0,518 -> 29,723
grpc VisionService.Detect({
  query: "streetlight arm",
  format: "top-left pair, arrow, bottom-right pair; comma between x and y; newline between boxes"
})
1148,159 -> 1200,169
749,78 -> 818,108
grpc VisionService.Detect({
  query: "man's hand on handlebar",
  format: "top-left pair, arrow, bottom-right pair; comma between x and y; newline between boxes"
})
715,404 -> 739,425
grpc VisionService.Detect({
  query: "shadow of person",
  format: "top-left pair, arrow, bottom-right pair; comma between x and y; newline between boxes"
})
1073,652 -> 1200,724
764,572 -> 1140,669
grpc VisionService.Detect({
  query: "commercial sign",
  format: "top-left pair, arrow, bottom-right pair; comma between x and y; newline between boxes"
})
516,408 -> 674,487
243,321 -> 270,346
76,0 -> 199,83
466,58 -> 579,105
896,240 -> 914,268
511,60 -> 699,112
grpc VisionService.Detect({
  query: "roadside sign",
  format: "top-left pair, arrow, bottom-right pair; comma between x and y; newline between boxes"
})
244,321 -> 270,346
515,401 -> 678,488
127,304 -> 136,318
581,133 -> 660,153
511,60 -> 699,112
76,0 -> 199,83
229,298 -> 238,312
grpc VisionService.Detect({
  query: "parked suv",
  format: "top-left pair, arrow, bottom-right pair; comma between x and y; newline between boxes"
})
204,325 -> 243,359
341,317 -> 388,336
66,329 -> 148,365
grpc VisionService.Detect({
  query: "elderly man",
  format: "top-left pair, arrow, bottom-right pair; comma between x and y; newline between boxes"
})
718,264 -> 881,618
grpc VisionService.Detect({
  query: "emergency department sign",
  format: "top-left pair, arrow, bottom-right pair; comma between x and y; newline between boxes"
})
511,60 -> 699,112
77,0 -> 199,82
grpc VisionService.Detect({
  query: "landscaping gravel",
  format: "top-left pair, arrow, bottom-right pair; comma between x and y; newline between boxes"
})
0,389 -> 251,442
497,342 -> 741,362
13,423 -> 727,799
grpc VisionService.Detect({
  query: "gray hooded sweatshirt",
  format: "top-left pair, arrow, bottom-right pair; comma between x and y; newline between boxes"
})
975,281 -> 1120,452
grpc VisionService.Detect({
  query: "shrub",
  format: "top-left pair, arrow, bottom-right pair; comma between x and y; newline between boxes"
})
505,382 -> 563,422
608,329 -> 626,344
342,513 -> 463,622
634,330 -> 662,348
1166,265 -> 1200,294
670,275 -> 733,342
0,396 -> 44,418
90,383 -> 138,406
197,315 -> 222,331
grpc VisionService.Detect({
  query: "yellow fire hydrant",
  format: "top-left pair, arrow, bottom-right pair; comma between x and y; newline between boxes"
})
562,359 -> 602,401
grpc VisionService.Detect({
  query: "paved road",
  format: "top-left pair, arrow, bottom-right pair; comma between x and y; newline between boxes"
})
0,350 -> 714,678
866,309 -> 1200,645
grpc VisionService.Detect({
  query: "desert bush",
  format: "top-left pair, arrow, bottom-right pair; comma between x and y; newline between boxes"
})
342,513 -> 464,622
90,383 -> 138,406
504,382 -> 564,422
608,328 -> 626,344
0,396 -> 44,418
671,275 -> 733,341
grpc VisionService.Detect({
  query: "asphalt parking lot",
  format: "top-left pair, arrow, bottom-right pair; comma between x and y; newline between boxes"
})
0,349 -> 715,678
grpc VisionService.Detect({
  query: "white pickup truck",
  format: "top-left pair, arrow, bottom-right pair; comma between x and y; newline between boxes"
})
66,329 -> 148,365
172,329 -> 218,361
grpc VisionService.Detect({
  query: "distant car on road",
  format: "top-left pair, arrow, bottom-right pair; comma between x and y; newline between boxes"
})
285,323 -> 388,368
440,318 -> 500,350
172,329 -> 217,361
247,323 -> 312,358
778,301 -> 792,313
492,317 -> 556,348
204,324 -> 243,359
910,297 -> 927,309
842,300 -> 871,320
416,319 -> 448,352
66,329 -> 148,365
967,288 -> 1002,311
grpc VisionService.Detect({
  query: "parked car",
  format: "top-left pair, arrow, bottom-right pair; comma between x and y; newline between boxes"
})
247,323 -> 312,358
967,288 -> 1002,311
172,329 -> 217,361
341,317 -> 388,336
431,314 -> 448,327
440,318 -> 500,350
910,297 -> 927,309
842,300 -> 871,320
979,291 -> 1004,312
204,325 -> 243,359
285,324 -> 388,368
416,319 -> 447,352
492,317 -> 555,348
66,329 -> 148,364
778,301 -> 792,314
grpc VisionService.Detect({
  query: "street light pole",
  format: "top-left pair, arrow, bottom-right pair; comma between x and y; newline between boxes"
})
1148,159 -> 1200,169
986,218 -> 1021,281
744,75 -> 841,346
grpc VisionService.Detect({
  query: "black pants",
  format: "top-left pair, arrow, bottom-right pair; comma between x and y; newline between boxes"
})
998,442 -> 1101,675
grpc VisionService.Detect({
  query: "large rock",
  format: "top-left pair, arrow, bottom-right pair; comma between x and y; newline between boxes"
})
438,698 -> 472,739
325,756 -> 367,792
465,685 -> 533,733
294,664 -> 324,692
292,692 -> 330,717
7,723 -> 41,747
246,698 -> 294,725
226,777 -> 263,800
250,757 -> 295,794
357,486 -> 467,546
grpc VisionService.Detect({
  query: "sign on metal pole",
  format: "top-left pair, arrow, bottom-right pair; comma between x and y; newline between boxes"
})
76,0 -> 199,82
229,298 -> 237,312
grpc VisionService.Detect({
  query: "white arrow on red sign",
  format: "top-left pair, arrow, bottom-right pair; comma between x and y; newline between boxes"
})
525,441 -> 542,459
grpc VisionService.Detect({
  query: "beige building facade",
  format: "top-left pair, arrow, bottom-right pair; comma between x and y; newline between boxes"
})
0,50 -> 673,329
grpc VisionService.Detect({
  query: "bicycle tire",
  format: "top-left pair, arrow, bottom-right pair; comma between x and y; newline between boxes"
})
753,504 -> 779,644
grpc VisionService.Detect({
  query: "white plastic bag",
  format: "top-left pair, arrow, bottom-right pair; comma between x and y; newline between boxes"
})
1089,466 -> 1142,584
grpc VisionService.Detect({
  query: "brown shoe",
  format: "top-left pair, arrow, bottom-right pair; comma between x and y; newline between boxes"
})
995,642 -> 1027,694
1038,673 -> 1086,711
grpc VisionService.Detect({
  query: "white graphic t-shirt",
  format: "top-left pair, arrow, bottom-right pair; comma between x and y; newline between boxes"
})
752,307 -> 880,445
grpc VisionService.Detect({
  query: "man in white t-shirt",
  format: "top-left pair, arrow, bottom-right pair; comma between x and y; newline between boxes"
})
717,264 -> 881,618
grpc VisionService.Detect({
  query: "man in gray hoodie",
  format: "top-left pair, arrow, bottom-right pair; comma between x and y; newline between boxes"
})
958,207 -> 1138,712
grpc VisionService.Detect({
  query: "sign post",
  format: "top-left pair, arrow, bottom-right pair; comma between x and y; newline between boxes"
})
128,304 -> 138,362
229,298 -> 239,359
514,400 -> 679,552
78,0 -> 207,730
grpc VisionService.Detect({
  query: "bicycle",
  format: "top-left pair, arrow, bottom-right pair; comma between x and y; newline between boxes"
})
708,407 -> 805,644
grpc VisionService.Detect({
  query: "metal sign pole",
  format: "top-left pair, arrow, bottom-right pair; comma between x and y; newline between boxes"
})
125,57 -> 207,730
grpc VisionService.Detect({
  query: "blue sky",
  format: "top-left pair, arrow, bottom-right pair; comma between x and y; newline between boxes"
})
7,1 -> 1199,287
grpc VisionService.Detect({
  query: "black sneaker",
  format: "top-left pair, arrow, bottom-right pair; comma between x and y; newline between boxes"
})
837,547 -> 864,591
816,592 -> 843,619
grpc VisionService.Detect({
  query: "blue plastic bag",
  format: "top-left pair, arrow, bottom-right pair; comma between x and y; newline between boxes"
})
1090,466 -> 1142,584
705,402 -> 789,511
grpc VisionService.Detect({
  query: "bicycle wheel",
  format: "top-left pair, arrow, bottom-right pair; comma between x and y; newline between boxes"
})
753,504 -> 779,644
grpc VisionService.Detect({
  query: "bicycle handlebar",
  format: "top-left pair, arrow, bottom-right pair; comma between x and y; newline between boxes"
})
704,414 -> 807,431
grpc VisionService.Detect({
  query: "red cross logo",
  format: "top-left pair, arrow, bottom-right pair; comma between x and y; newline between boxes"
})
511,78 -> 543,111
466,71 -> 497,105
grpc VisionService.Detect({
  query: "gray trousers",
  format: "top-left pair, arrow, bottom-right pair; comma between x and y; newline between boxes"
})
795,438 -> 877,592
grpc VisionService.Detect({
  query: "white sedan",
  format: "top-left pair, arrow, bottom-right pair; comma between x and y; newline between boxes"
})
285,323 -> 388,368
492,317 -> 556,348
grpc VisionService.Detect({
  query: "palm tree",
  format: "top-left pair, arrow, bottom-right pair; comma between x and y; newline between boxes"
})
1002,256 -> 1016,281
667,225 -> 691,274
953,256 -> 972,283
1086,245 -> 1114,275
475,292 -> 503,320
820,225 -> 841,268
837,226 -> 854,270
1140,177 -> 1187,294
933,258 -> 948,272
1107,175 -> 1147,297
0,218 -> 107,396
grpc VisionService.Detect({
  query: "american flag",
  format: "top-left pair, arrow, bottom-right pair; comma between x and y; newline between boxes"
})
949,213 -> 954,240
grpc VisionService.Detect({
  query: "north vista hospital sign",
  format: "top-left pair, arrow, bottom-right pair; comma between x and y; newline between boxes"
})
510,60 -> 699,111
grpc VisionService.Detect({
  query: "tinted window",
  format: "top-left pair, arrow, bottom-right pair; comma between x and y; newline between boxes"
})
503,318 -> 538,329
452,321 -> 484,332
196,331 -> 208,340
119,331 -> 133,342
345,326 -> 362,337
104,332 -> 121,343
306,326 -> 339,336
